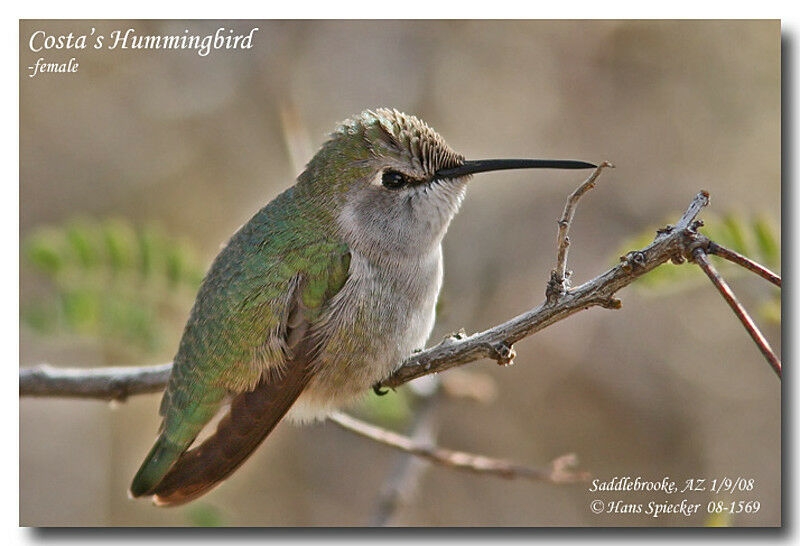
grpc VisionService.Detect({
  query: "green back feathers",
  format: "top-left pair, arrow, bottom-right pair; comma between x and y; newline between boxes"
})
155,186 -> 350,455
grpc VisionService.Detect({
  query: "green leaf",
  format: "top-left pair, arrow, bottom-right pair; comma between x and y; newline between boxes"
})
25,230 -> 64,276
21,303 -> 58,334
21,218 -> 205,354
705,510 -> 732,527
60,288 -> 101,334
101,293 -> 160,352
65,220 -> 99,269
356,389 -> 414,428
185,503 -> 224,527
759,295 -> 781,326
720,213 -> 750,257
102,219 -> 137,275
616,212 -> 781,302
137,225 -> 160,280
753,216 -> 779,266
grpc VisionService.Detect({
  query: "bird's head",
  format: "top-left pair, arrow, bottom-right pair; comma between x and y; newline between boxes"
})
298,108 -> 595,260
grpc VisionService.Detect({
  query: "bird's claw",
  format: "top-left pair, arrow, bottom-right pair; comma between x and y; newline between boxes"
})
373,384 -> 389,396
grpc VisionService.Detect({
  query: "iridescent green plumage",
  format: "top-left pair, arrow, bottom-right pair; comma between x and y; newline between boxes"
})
129,108 -> 589,505
131,185 -> 350,498
130,108 -> 466,502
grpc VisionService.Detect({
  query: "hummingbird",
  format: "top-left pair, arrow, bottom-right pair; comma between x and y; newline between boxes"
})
129,108 -> 595,505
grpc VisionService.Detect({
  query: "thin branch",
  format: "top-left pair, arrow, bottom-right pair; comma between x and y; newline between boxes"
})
692,249 -> 781,378
675,190 -> 711,230
379,190 -> 712,388
328,412 -> 588,484
278,100 -> 314,177
371,391 -> 441,526
19,186 -> 781,500
20,363 -> 172,401
19,190 -> 717,400
548,161 -> 614,302
707,241 -> 781,288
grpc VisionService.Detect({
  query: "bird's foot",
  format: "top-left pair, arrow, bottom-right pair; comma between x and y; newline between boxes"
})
373,384 -> 390,396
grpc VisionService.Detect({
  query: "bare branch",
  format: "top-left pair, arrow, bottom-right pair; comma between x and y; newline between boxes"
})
19,190 -> 718,399
692,249 -> 781,378
20,363 -> 172,402
380,190 -> 711,388
19,185 -> 781,503
278,100 -> 314,177
371,391 -> 441,526
328,412 -> 588,484
707,241 -> 781,288
548,161 -> 614,302
675,190 -> 710,230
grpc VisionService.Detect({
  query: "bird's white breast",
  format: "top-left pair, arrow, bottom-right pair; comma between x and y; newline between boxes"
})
288,246 -> 443,422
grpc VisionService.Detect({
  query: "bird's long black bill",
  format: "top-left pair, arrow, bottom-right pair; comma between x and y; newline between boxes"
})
434,159 -> 597,180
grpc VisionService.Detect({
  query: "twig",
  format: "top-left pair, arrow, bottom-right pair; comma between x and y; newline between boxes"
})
371,392 -> 440,526
379,190 -> 711,388
20,363 -> 172,402
19,184 -> 781,508
278,101 -> 314,176
707,241 -> 781,288
19,190 -> 718,400
692,249 -> 781,378
674,190 -> 710,231
328,412 -> 588,484
547,161 -> 614,302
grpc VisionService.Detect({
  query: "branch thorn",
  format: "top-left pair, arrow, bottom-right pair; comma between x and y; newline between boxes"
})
620,251 -> 646,272
487,341 -> 516,366
546,270 -> 568,303
690,219 -> 705,231
600,298 -> 622,310
441,329 -> 468,345
656,224 -> 674,236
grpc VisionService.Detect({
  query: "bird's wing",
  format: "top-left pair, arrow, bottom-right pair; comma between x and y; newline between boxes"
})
148,282 -> 318,506
130,191 -> 350,502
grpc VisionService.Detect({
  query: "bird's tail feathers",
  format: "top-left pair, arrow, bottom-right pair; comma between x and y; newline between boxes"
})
129,435 -> 186,498
147,364 -> 310,506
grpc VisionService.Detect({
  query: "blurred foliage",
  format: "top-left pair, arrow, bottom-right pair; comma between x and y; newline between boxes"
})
353,388 -> 415,430
704,510 -> 732,527
22,215 -> 422,426
617,213 -> 780,324
22,218 -> 205,354
185,503 -> 225,527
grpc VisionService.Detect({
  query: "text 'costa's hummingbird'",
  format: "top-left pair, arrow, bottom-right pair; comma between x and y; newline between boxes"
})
130,108 -> 596,505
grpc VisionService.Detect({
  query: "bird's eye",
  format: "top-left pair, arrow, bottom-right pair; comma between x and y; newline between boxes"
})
381,169 -> 408,190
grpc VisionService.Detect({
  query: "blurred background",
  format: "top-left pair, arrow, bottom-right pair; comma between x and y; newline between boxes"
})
20,20 -> 780,526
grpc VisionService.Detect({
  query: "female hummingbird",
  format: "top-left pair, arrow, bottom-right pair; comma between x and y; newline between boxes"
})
129,108 -> 595,505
